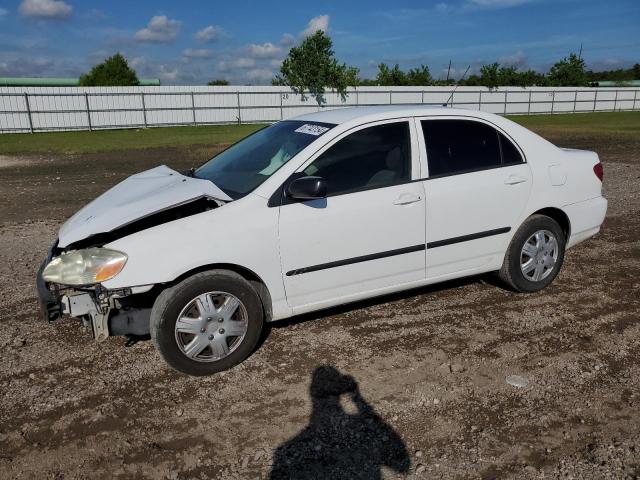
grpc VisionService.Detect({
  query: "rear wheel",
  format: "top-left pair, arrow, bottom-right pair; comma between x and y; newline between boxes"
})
499,215 -> 566,293
150,270 -> 264,376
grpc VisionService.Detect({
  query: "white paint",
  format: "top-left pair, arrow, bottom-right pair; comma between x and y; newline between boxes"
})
49,106 -> 607,322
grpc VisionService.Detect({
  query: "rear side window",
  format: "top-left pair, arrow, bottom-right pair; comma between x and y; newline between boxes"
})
499,132 -> 524,165
422,120 -> 509,177
304,121 -> 411,196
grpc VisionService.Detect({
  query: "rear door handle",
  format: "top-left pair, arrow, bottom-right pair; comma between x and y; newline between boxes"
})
393,193 -> 422,205
504,175 -> 527,185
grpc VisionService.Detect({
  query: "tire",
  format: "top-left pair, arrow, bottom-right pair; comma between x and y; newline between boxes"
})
150,270 -> 264,376
499,214 -> 566,293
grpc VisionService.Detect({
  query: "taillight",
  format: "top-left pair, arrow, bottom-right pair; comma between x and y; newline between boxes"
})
593,162 -> 603,182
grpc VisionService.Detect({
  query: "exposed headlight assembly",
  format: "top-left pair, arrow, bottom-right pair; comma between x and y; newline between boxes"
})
42,248 -> 127,286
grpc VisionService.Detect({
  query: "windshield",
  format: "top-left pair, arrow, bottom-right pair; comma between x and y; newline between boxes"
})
195,120 -> 335,199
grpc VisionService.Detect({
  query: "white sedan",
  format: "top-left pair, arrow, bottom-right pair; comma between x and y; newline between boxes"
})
38,106 -> 607,375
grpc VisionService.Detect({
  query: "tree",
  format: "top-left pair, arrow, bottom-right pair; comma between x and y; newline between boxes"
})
208,79 -> 229,86
79,53 -> 139,86
406,65 -> 433,86
479,63 -> 500,90
375,63 -> 407,86
276,31 -> 359,105
634,63 -> 640,80
548,53 -> 587,87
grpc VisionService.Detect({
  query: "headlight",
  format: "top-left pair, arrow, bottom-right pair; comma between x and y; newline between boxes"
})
42,247 -> 127,286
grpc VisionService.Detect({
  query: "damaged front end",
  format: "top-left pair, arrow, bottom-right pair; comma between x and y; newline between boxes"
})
37,241 -> 156,341
36,165 -> 230,341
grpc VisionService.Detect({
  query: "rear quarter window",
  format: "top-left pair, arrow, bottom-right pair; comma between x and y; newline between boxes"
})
499,133 -> 524,165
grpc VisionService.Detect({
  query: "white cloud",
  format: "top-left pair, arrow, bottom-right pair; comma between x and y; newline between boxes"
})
246,68 -> 274,84
247,42 -> 281,59
498,50 -> 528,68
183,48 -> 214,59
19,0 -> 72,19
158,64 -> 179,82
135,15 -> 181,43
280,33 -> 296,47
300,14 -> 329,38
0,56 -> 53,75
270,58 -> 283,69
465,0 -> 532,8
0,7 -> 8,17
195,25 -> 227,42
218,58 -> 256,70
129,57 -> 146,70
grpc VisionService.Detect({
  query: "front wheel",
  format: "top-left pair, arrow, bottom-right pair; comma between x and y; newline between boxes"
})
150,270 -> 264,376
499,215 -> 566,293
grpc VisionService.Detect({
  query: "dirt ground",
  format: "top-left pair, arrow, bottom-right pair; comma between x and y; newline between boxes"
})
0,129 -> 639,480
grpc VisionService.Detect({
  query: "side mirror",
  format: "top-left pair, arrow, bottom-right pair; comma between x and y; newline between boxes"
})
287,176 -> 327,200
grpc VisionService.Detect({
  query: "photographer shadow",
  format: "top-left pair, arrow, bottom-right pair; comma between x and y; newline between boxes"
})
270,365 -> 410,480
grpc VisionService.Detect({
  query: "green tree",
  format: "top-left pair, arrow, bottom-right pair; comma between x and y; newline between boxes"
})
548,53 -> 587,87
479,63 -> 500,90
406,65 -> 433,86
276,31 -> 359,105
79,53 -> 139,87
634,63 -> 640,80
208,79 -> 229,86
375,63 -> 407,86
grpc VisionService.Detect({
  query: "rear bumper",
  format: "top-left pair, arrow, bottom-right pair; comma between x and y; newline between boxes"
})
564,196 -> 608,248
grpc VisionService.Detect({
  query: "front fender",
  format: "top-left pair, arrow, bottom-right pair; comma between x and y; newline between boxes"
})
102,193 -> 289,318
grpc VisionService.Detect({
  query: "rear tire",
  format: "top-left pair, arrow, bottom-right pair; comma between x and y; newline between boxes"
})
499,215 -> 566,293
150,270 -> 264,376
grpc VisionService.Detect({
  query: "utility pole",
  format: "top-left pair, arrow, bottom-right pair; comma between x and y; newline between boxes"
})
446,60 -> 452,82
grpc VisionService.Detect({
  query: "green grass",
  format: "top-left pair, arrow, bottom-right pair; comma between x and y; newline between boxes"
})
0,123 -> 267,155
1,111 -> 638,155
507,111 -> 640,136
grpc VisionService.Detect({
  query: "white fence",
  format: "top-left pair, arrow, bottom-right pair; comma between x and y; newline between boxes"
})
0,85 -> 638,134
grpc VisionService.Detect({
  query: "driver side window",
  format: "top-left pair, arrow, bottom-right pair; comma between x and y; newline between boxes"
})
304,121 -> 411,197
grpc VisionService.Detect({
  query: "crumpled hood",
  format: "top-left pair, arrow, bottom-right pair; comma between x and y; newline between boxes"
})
58,165 -> 231,248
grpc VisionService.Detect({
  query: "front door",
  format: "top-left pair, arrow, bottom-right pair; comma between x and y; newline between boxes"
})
278,119 -> 427,312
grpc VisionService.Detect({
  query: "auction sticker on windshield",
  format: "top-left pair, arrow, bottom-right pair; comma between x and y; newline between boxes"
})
294,124 -> 330,136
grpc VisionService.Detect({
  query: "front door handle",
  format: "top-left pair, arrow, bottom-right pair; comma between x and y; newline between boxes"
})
393,193 -> 422,205
504,175 -> 527,185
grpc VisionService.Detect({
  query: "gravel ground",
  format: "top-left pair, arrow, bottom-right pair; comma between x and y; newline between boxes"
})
0,132 -> 638,479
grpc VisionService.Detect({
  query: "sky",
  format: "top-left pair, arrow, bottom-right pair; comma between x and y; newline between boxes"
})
0,0 -> 638,85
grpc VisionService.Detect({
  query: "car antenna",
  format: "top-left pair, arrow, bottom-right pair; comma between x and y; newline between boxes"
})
443,65 -> 470,107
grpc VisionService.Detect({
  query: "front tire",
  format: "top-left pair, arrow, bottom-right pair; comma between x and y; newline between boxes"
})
150,270 -> 264,376
499,215 -> 566,293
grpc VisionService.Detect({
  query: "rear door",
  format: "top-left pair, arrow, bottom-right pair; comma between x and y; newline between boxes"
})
277,119 -> 426,312
417,117 -> 532,279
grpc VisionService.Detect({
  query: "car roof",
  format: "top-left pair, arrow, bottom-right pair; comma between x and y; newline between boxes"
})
290,104 -> 499,126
